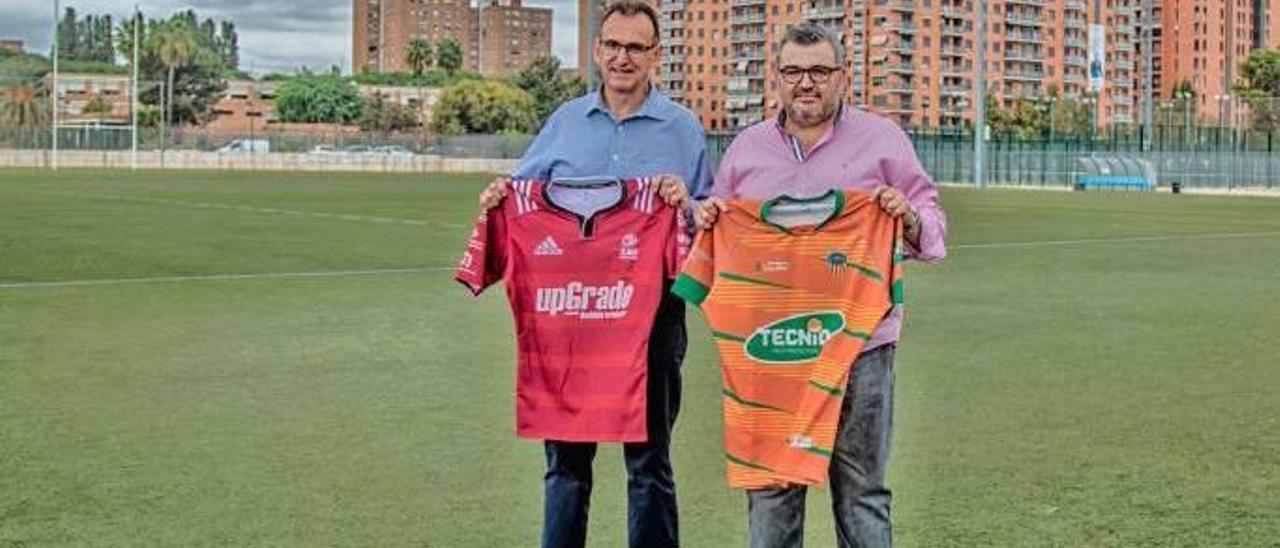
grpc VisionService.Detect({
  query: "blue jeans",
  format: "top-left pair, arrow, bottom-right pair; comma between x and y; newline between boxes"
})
747,344 -> 896,548
541,297 -> 686,548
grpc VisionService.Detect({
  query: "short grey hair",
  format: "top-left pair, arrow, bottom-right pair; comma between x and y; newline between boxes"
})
777,23 -> 846,66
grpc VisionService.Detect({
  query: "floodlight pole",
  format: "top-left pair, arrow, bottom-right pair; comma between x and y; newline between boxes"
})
52,0 -> 60,170
131,6 -> 140,171
974,0 -> 987,190
1141,0 -> 1154,151
587,0 -> 598,90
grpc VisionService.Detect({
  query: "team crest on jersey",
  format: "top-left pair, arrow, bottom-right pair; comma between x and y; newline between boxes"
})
619,233 -> 640,261
825,251 -> 849,273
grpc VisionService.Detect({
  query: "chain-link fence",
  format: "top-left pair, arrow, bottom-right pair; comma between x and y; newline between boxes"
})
706,125 -> 1280,190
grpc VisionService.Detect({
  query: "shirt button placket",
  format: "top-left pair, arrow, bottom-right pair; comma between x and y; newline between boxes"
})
611,124 -> 622,168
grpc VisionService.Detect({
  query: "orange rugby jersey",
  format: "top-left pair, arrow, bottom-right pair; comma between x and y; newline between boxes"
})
672,190 -> 904,489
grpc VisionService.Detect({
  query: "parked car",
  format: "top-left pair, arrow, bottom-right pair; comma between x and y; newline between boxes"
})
307,145 -> 340,155
372,145 -> 415,156
217,139 -> 270,154
342,145 -> 373,155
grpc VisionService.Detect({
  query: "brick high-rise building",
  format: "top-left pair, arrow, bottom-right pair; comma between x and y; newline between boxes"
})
480,1 -> 553,77
661,0 -> 1148,130
1159,0 -> 1262,123
579,0 -> 605,79
353,0 -> 551,77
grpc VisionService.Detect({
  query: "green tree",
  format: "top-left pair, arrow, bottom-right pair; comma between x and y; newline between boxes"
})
57,9 -> 117,63
55,8 -> 79,60
149,21 -> 197,126
1236,49 -> 1280,132
511,55 -> 587,128
358,92 -> 421,134
0,82 -> 49,130
406,38 -> 434,77
219,21 -> 240,69
430,79 -> 537,135
436,39 -> 463,76
82,95 -> 111,115
274,72 -> 363,124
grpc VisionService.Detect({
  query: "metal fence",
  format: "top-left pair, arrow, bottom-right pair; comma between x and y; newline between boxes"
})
4,120 -> 1280,188
708,126 -> 1280,190
0,126 -> 536,159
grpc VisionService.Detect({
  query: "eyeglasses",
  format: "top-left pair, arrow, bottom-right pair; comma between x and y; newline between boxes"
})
778,65 -> 842,85
600,39 -> 657,58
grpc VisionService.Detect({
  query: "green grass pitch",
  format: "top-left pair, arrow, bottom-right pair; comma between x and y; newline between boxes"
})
2,168 -> 1278,546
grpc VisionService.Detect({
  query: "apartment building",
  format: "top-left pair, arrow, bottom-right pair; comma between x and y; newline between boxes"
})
656,0 -> 1149,129
354,0 -> 551,78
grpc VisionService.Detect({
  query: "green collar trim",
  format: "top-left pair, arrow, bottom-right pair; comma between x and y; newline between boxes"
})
759,189 -> 844,234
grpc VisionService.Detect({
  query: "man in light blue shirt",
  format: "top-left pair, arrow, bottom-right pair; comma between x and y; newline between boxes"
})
475,2 -> 709,547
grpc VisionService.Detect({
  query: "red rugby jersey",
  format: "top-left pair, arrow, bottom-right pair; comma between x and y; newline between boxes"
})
456,179 -> 688,442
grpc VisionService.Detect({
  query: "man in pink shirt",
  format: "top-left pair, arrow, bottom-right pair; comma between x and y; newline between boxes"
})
695,23 -> 948,548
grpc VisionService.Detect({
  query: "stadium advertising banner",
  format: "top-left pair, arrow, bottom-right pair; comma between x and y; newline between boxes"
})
1088,24 -> 1106,93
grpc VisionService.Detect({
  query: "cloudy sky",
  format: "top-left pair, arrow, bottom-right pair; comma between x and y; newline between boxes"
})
0,0 -> 583,74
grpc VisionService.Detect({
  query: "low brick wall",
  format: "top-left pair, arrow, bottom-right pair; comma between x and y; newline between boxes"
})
0,149 -> 518,174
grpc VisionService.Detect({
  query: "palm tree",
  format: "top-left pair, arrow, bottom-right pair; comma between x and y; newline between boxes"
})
404,38 -> 433,134
149,21 -> 196,128
405,38 -> 433,77
436,39 -> 463,77
1,83 -> 50,144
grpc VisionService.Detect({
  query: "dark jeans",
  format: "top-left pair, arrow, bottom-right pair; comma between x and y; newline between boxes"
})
541,295 -> 686,548
747,344 -> 897,548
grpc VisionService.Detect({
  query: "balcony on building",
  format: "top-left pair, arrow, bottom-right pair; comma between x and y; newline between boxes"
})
885,62 -> 915,75
1004,12 -> 1044,26
1005,31 -> 1043,43
873,0 -> 916,12
728,89 -> 765,105
803,4 -> 846,21
886,21 -> 918,35
1003,70 -> 1045,82
1004,49 -> 1045,63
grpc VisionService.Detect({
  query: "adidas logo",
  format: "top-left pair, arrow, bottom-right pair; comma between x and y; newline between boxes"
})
534,236 -> 563,256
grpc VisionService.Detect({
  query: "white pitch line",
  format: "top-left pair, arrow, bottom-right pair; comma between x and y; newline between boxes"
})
29,189 -> 467,229
0,267 -> 456,290
951,230 -> 1280,250
5,231 -> 1278,291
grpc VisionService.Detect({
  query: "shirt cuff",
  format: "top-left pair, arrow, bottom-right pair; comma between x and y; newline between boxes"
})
903,206 -> 947,263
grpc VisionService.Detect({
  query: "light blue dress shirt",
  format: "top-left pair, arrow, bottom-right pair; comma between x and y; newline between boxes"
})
512,88 -> 711,199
